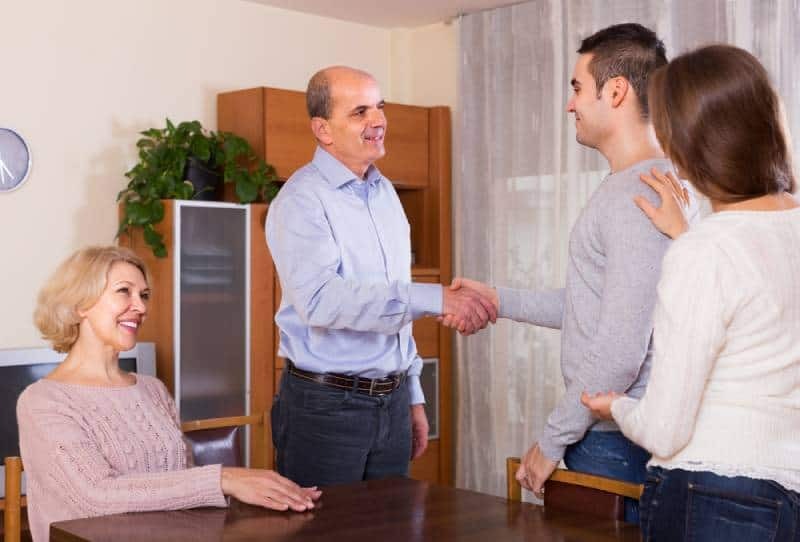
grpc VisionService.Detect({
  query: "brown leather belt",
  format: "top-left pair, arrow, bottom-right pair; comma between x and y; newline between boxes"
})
287,360 -> 405,397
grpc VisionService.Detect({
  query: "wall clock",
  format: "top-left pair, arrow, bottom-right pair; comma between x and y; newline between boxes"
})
0,128 -> 32,193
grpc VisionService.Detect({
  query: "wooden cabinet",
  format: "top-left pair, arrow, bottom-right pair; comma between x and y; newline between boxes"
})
217,87 -> 453,485
119,201 -> 274,469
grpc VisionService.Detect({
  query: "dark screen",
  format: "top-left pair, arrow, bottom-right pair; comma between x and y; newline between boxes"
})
0,357 -> 136,458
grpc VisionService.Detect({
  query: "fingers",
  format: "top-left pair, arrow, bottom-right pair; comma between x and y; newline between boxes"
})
633,195 -> 657,220
665,171 -> 688,205
476,291 -> 498,323
264,472 -> 318,511
515,464 -> 532,491
639,171 -> 667,197
450,277 -> 463,290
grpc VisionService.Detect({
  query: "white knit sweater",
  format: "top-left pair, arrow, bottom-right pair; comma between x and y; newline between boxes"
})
611,207 -> 800,492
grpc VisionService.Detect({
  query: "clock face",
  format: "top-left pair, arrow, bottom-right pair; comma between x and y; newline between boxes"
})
0,128 -> 31,193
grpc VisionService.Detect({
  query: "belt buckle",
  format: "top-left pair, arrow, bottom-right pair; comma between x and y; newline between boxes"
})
368,379 -> 376,396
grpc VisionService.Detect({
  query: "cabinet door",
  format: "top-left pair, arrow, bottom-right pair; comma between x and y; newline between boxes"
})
378,103 -> 429,187
177,203 -> 249,422
264,89 -> 316,180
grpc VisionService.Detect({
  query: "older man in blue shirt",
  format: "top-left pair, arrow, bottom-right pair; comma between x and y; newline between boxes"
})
266,66 -> 494,486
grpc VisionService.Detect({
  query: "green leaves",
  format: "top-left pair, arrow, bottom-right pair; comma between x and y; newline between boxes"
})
118,118 -> 280,258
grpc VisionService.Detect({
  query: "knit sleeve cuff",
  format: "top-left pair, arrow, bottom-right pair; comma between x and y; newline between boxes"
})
536,438 -> 566,463
497,287 -> 521,320
197,464 -> 228,508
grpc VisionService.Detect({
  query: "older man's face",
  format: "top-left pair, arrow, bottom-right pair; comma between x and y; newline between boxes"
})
324,72 -> 387,178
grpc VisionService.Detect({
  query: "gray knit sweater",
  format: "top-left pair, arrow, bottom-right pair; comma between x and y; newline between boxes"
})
498,158 -> 693,461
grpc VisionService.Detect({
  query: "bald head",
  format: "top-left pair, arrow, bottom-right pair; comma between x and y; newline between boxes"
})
306,66 -> 375,119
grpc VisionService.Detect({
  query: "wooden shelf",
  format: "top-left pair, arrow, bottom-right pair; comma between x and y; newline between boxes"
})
411,266 -> 440,278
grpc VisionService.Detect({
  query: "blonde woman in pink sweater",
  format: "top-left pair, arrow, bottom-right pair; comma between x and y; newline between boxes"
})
17,246 -> 321,541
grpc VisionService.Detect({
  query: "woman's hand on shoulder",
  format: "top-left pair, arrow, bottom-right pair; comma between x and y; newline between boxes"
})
221,467 -> 321,512
635,168 -> 690,239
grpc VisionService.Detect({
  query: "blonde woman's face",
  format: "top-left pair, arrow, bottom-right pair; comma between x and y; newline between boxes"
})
79,262 -> 150,352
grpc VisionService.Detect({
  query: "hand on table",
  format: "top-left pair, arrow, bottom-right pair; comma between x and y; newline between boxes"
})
221,467 -> 321,512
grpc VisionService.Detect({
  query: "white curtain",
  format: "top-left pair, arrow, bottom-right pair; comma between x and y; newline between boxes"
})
455,0 -> 800,498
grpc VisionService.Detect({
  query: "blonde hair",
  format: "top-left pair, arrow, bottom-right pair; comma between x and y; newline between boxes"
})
34,246 -> 151,352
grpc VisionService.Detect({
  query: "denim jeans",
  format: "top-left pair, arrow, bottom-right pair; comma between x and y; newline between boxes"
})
640,467 -> 800,541
563,430 -> 650,523
271,369 -> 411,487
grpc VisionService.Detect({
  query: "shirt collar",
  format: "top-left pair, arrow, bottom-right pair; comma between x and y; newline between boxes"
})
312,146 -> 383,188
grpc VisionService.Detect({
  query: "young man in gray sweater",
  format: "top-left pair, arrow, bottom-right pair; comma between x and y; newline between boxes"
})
447,24 -> 697,520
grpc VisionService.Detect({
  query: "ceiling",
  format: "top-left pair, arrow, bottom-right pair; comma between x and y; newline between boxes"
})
244,0 -> 523,28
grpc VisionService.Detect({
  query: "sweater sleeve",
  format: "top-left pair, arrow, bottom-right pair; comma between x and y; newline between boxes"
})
16,388 -> 227,518
496,287 -> 565,329
538,186 -> 671,461
611,237 -> 732,458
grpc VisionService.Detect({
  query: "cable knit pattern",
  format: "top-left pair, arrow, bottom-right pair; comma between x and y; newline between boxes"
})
611,207 -> 800,492
16,374 -> 227,542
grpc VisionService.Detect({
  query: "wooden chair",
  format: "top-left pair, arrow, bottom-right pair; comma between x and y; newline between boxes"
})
3,456 -> 29,542
506,457 -> 643,521
182,413 -> 268,468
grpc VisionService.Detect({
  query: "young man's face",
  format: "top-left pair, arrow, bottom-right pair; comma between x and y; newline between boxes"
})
566,53 -> 613,149
322,72 -> 387,177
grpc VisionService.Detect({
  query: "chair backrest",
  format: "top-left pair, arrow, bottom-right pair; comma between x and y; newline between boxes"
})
505,457 -> 643,521
182,413 -> 266,468
3,456 -> 26,542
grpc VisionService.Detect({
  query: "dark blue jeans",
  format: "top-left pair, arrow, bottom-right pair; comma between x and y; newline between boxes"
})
563,430 -> 650,523
640,467 -> 800,541
271,370 -> 411,487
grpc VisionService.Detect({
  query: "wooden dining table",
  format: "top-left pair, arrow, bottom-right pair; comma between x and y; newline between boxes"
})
50,477 -> 641,541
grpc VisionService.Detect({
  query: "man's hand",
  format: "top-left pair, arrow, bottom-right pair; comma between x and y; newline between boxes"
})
635,168 -> 691,239
581,390 -> 623,421
440,278 -> 499,335
410,404 -> 429,460
441,281 -> 498,335
515,443 -> 558,499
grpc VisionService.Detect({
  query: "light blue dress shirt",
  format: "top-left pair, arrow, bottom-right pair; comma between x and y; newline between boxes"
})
265,147 -> 443,404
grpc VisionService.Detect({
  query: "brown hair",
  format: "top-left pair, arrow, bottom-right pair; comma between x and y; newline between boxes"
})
649,44 -> 795,202
34,246 -> 151,352
578,23 -> 667,118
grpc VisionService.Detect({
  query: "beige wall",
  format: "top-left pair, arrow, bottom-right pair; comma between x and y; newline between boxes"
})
0,0 -> 458,348
391,21 -> 460,110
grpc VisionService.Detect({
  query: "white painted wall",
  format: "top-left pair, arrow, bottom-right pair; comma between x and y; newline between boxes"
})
391,21 -> 460,110
0,0 -> 458,348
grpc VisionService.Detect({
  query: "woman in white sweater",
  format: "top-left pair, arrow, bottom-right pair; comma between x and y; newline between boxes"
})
582,45 -> 800,541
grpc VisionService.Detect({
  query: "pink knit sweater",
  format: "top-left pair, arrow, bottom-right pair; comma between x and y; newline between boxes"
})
16,374 -> 227,542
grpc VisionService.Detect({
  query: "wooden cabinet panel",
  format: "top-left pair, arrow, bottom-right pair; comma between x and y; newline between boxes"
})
410,439 -> 440,482
264,89 -> 316,180
378,103 -> 429,188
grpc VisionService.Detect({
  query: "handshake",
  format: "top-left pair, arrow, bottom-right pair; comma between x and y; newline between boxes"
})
440,278 -> 499,335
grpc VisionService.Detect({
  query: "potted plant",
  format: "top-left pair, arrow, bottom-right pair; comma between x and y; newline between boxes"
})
117,119 -> 279,257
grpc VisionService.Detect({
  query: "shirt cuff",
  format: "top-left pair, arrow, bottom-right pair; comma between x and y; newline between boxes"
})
496,287 -> 520,320
409,282 -> 443,320
406,374 -> 425,405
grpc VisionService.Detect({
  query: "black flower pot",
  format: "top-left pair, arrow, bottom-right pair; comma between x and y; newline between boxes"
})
185,156 -> 223,201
